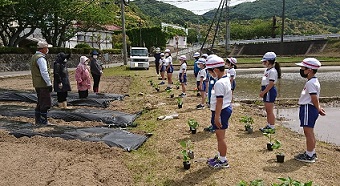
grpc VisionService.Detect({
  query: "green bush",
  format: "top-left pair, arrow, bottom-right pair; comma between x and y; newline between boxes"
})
102,49 -> 121,54
74,43 -> 91,48
0,47 -> 29,54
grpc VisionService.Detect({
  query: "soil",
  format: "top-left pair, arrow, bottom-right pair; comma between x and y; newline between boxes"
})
0,67 -> 339,186
0,73 -> 134,186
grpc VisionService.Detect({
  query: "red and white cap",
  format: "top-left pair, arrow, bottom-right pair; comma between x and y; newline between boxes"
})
295,58 -> 321,69
196,58 -> 206,64
206,55 -> 225,69
179,55 -> 187,60
193,52 -> 200,58
227,57 -> 237,65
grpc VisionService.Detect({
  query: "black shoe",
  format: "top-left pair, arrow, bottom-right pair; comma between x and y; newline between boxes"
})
294,152 -> 316,163
196,104 -> 205,110
259,125 -> 275,133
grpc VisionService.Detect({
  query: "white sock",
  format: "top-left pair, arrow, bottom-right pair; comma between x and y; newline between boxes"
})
306,151 -> 314,157
268,124 -> 275,129
312,149 -> 316,154
219,156 -> 227,162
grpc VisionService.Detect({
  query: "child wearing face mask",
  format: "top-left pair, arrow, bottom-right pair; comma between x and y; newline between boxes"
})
294,58 -> 325,163
178,55 -> 187,97
75,56 -> 91,99
196,58 -> 207,110
89,50 -> 103,93
226,57 -> 237,95
259,52 -> 281,132
53,52 -> 71,109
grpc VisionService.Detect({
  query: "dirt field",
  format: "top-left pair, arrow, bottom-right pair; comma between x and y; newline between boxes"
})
0,67 -> 339,186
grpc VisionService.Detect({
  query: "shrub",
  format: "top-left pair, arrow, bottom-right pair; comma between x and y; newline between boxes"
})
0,47 -> 29,54
74,43 -> 91,48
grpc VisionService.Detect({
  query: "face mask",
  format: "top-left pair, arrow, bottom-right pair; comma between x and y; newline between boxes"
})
299,69 -> 308,78
63,59 -> 67,63
93,55 -> 98,59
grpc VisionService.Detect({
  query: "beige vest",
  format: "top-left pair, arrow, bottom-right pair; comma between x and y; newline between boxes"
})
30,53 -> 50,88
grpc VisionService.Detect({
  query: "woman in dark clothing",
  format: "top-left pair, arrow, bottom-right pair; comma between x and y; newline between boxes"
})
89,50 -> 103,93
53,52 -> 71,109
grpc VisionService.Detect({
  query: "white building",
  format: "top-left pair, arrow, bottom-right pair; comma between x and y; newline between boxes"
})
161,23 -> 188,49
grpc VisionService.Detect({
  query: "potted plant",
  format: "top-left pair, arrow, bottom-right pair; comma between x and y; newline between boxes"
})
180,140 -> 194,170
176,97 -> 183,108
272,140 -> 284,163
175,81 -> 180,90
166,88 -> 174,98
263,128 -> 275,151
274,177 -> 313,186
148,79 -> 154,86
188,119 -> 199,134
239,116 -> 254,134
153,83 -> 160,92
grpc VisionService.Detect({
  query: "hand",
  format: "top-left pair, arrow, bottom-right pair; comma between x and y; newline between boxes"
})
318,108 -> 326,116
48,86 -> 52,92
259,91 -> 265,98
214,117 -> 222,129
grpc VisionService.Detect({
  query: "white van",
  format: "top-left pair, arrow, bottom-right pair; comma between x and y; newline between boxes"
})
129,47 -> 149,70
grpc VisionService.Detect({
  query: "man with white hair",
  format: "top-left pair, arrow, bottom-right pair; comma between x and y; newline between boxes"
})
30,41 -> 52,125
154,47 -> 161,76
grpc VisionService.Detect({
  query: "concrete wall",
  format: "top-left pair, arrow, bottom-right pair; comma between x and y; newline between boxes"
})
0,53 -> 123,72
230,39 -> 327,56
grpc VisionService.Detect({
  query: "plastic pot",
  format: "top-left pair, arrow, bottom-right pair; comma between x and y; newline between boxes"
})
170,94 -> 174,98
183,161 -> 191,170
190,127 -> 197,134
276,154 -> 285,163
246,127 -> 253,134
155,88 -> 160,92
178,104 -> 183,108
267,143 -> 273,151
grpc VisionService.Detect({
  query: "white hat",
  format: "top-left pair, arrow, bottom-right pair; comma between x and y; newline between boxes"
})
206,54 -> 217,61
164,49 -> 170,53
202,54 -> 208,58
196,58 -> 206,64
80,56 -> 89,64
261,52 -> 276,61
227,57 -> 237,65
160,53 -> 164,56
37,41 -> 52,48
179,55 -> 186,60
193,52 -> 200,58
206,56 -> 225,69
295,58 -> 321,69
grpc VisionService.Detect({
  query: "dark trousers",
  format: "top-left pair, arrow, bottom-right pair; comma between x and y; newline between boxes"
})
78,90 -> 88,98
35,87 -> 52,113
155,61 -> 160,74
92,73 -> 101,92
57,92 -> 68,102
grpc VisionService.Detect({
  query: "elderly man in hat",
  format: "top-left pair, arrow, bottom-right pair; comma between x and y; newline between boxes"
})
30,41 -> 52,125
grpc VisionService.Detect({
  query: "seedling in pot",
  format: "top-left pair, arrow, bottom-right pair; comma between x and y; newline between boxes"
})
153,83 -> 160,92
148,79 -> 154,86
166,89 -> 174,98
188,119 -> 199,134
176,97 -> 183,108
263,128 -> 275,151
175,81 -> 180,89
180,140 -> 194,170
271,140 -> 285,163
239,116 -> 254,134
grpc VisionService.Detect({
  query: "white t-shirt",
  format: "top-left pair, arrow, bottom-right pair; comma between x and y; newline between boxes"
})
227,68 -> 236,79
210,76 -> 232,111
298,77 -> 320,105
164,56 -> 172,66
261,68 -> 278,86
196,68 -> 207,81
180,63 -> 187,74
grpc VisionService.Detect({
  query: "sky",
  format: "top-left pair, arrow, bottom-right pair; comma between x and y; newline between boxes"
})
157,0 -> 256,15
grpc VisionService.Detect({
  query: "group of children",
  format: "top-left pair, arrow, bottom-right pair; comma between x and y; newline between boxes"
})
155,50 -> 325,168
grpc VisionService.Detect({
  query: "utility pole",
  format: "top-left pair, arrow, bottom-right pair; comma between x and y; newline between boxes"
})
280,0 -> 285,56
121,0 -> 128,65
225,0 -> 230,52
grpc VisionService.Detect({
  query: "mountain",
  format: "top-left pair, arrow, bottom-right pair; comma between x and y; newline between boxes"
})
204,0 -> 340,28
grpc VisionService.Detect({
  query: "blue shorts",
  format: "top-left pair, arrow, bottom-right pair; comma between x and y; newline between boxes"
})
167,65 -> 174,73
179,73 -> 187,83
261,85 -> 277,103
299,104 -> 319,128
197,81 -> 206,92
160,65 -> 166,72
231,80 -> 236,91
211,106 -> 232,130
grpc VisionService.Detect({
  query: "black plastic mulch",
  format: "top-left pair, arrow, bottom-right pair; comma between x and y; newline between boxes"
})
0,119 -> 147,151
0,105 -> 141,128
